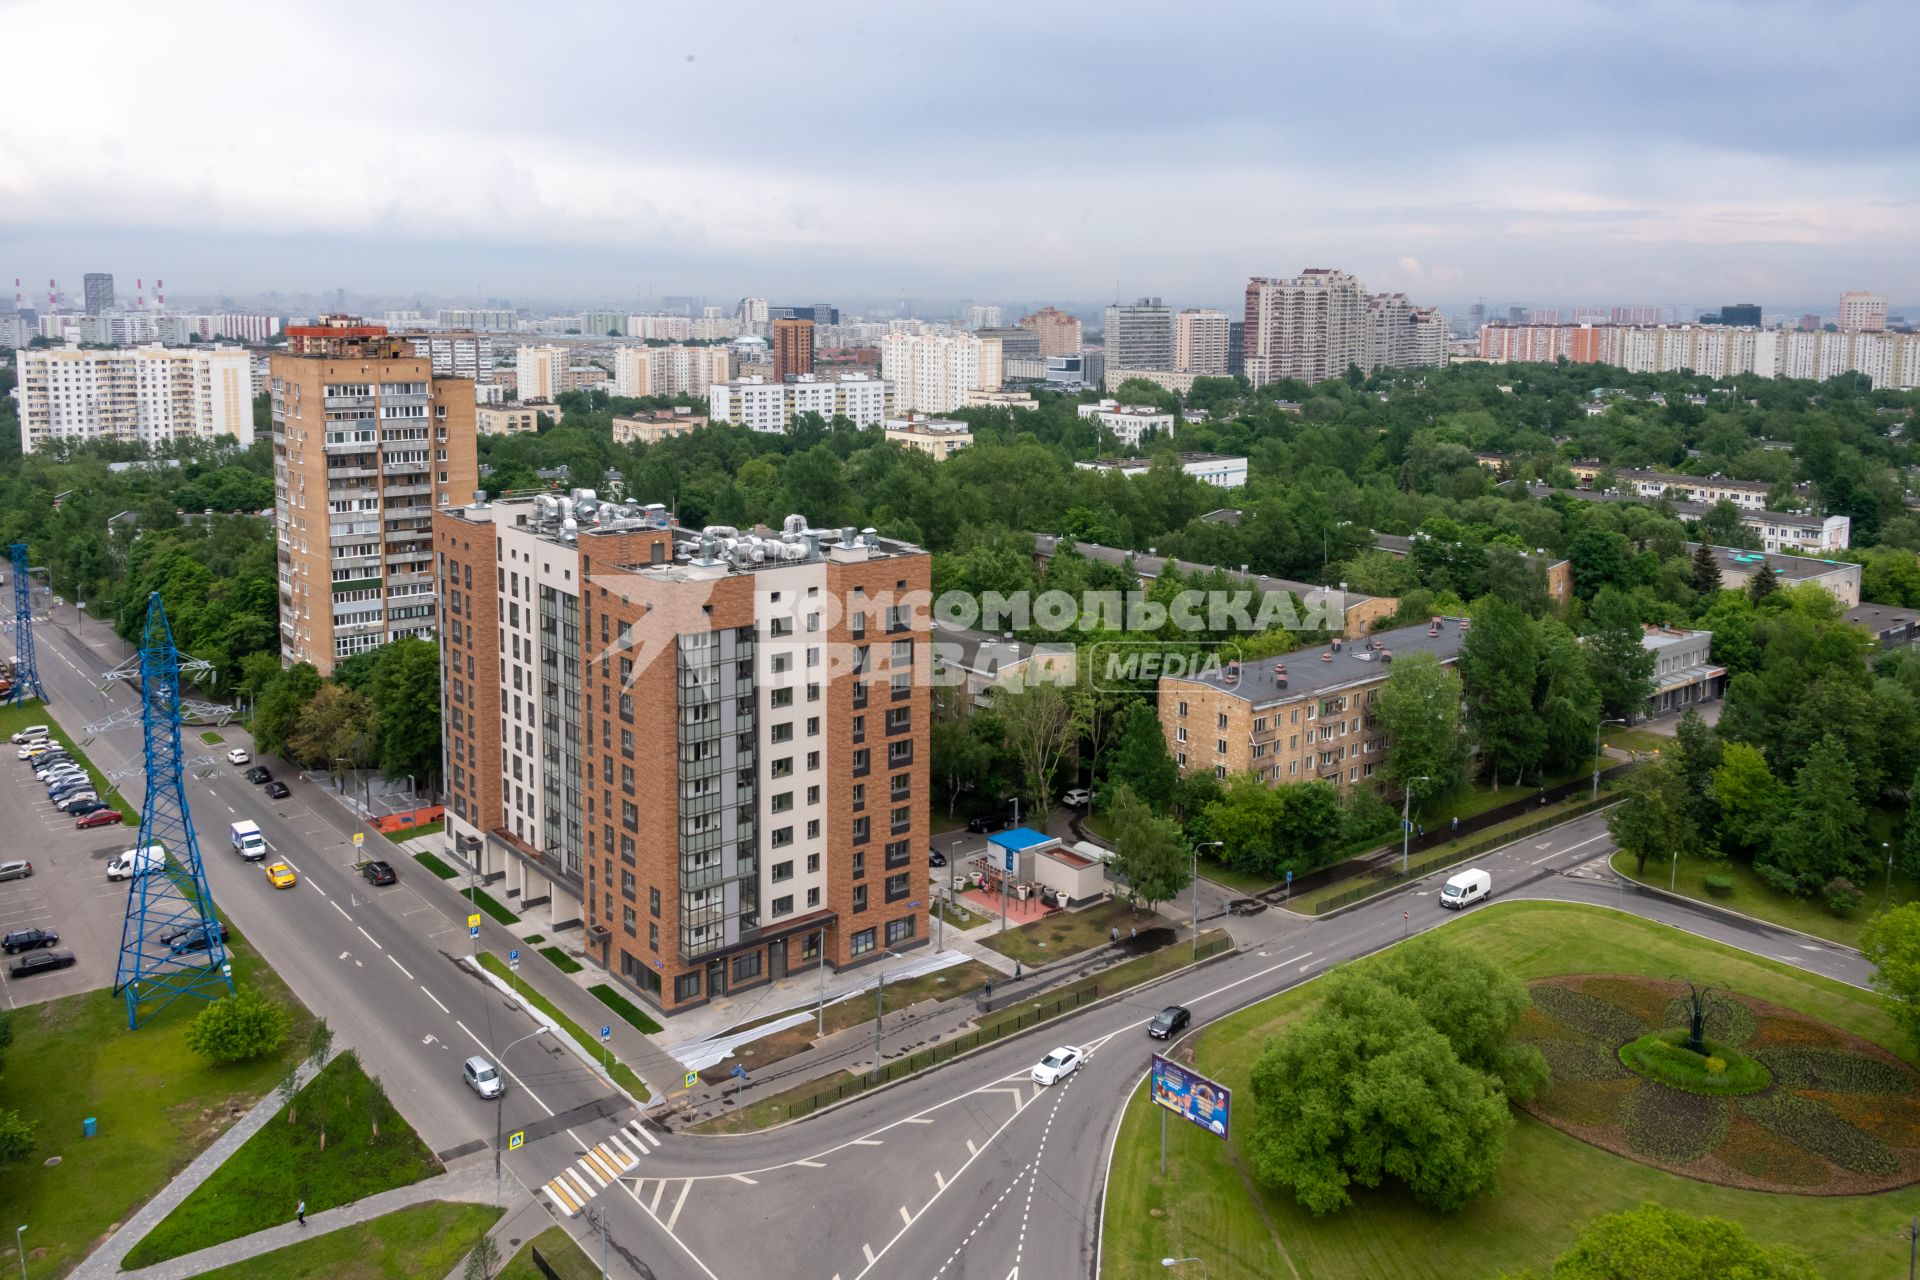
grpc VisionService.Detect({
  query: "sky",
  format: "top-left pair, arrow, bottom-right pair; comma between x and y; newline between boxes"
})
3,0 -> 1917,313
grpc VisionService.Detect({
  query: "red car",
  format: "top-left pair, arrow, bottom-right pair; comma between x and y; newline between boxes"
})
75,809 -> 124,829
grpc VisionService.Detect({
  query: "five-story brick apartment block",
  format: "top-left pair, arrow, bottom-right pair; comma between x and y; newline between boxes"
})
434,492 -> 931,1017
271,325 -> 477,673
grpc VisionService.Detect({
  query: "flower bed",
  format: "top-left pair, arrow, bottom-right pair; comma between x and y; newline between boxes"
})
1741,1092 -> 1900,1177
1528,984 -> 1648,1045
1622,1081 -> 1729,1163
1754,1046 -> 1912,1095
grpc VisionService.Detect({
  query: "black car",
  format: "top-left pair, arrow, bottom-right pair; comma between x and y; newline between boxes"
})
264,780 -> 291,799
360,859 -> 397,886
160,921 -> 230,952
65,798 -> 109,816
244,765 -> 272,784
929,848 -> 947,868
9,950 -> 75,978
966,812 -> 1012,834
2,928 -> 59,954
1147,1005 -> 1192,1039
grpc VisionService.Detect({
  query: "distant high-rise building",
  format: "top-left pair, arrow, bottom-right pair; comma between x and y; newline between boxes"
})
515,345 -> 570,401
404,331 -> 496,387
270,331 -> 478,673
1103,297 -> 1175,372
709,372 -> 894,431
880,333 -> 1004,413
1174,309 -> 1230,374
1838,291 -> 1887,333
1018,306 -> 1082,358
736,297 -> 769,328
435,308 -> 517,331
1720,303 -> 1762,328
773,317 -> 815,381
965,305 -> 1002,331
1226,321 -> 1245,376
1243,271 -> 1371,386
973,327 -> 1038,362
1507,305 -> 1531,325
1799,314 -> 1822,332
613,344 -> 733,398
1611,306 -> 1659,325
83,273 -> 114,316
1468,303 -> 1486,333
13,346 -> 251,453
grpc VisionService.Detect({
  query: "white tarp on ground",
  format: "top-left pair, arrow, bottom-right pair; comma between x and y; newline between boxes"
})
662,947 -> 971,1070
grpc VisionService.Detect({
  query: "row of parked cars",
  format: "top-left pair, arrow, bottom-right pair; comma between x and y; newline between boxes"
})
7,725 -> 81,976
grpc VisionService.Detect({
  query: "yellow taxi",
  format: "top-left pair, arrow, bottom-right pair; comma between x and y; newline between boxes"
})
265,861 -> 298,890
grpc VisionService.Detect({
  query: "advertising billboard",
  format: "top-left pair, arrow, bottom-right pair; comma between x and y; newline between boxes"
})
1150,1053 -> 1230,1140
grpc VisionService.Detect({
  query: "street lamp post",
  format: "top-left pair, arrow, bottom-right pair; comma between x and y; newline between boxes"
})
1592,717 -> 1629,801
871,951 -> 898,1081
1000,794 -> 1021,934
1400,777 -> 1431,876
1192,841 -> 1222,960
1885,842 -> 1896,912
15,1225 -> 25,1280
815,924 -> 830,1035
493,1027 -> 550,1207
1162,1257 -> 1211,1280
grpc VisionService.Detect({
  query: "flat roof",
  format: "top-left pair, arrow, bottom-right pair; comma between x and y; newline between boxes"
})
989,827 -> 1056,852
1521,484 -> 1833,529
1173,616 -> 1470,705
1846,603 -> 1920,632
1032,536 -> 1376,609
1690,542 -> 1855,580
1373,530 -> 1568,570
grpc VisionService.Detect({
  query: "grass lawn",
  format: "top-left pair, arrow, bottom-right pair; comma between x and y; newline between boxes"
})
476,954 -> 649,1100
1196,855 -> 1276,896
411,849 -> 459,879
200,730 -> 225,745
0,923 -> 311,1280
1417,757 -> 1604,826
981,898 -> 1166,966
189,1201 -> 501,1280
386,819 -> 444,843
1102,901 -> 1916,1280
935,898 -> 985,929
123,1051 -> 441,1266
500,1225 -> 598,1280
1605,726 -> 1675,754
587,983 -> 665,1035
463,884 -> 519,924
1609,850 -> 1920,950
538,945 -> 583,974
702,961 -> 997,1081
0,699 -> 132,816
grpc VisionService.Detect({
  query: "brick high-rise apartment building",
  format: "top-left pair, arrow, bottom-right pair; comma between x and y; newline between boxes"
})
773,317 -> 815,382
1018,306 -> 1082,358
271,329 -> 478,673
434,494 -> 931,1016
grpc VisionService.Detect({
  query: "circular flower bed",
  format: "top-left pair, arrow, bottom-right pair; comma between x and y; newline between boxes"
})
1515,975 -> 1920,1194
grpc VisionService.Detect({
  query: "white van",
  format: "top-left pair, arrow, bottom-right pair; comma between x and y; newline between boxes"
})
229,820 -> 267,861
10,725 -> 49,746
107,846 -> 167,882
1439,868 -> 1491,909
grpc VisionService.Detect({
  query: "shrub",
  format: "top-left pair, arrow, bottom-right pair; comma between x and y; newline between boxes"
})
1663,994 -> 1756,1047
1621,1081 -> 1729,1163
1705,1056 -> 1727,1075
1742,1092 -> 1899,1175
1530,984 -> 1648,1046
538,946 -> 582,974
1703,873 -> 1736,897
1824,876 -> 1865,916
0,1109 -> 36,1165
1753,1046 -> 1914,1095
185,991 -> 292,1064
1619,1030 -> 1770,1095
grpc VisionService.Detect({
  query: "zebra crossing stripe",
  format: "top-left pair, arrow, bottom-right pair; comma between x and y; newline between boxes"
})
606,1131 -> 638,1162
563,1168 -> 596,1201
631,1119 -> 661,1148
576,1157 -> 610,1189
545,1180 -> 582,1216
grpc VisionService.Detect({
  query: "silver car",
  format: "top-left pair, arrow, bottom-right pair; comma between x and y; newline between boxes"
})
462,1055 -> 504,1099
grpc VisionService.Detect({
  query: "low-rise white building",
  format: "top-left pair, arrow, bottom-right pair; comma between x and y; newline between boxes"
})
1075,398 -> 1174,446
883,416 -> 973,459
708,373 -> 895,432
1074,453 -> 1248,488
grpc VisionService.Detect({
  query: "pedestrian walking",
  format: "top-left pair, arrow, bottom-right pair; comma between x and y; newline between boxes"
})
1451,816 -> 1459,835
1416,823 -> 1424,838
296,1200 -> 306,1228
1014,960 -> 1022,980
984,979 -> 993,1000
1110,926 -> 1119,943
1130,926 -> 1137,941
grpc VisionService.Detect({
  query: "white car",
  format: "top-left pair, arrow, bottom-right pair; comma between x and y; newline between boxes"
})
1031,1045 -> 1086,1086
10,726 -> 50,746
226,748 -> 251,765
1062,788 -> 1091,807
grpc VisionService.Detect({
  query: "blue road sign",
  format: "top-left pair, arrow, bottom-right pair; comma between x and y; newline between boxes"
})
600,1025 -> 612,1043
1286,869 -> 1293,884
730,1063 -> 748,1080
468,924 -> 480,939
509,948 -> 519,963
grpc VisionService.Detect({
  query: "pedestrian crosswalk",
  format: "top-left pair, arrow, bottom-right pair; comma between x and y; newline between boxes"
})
542,1118 -> 661,1217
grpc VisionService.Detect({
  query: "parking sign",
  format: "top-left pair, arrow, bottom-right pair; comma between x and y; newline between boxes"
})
600,1025 -> 612,1043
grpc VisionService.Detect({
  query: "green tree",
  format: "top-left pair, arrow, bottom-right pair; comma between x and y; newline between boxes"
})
462,1234 -> 501,1280
1760,734 -> 1865,896
1710,742 -> 1784,858
1904,766 -> 1920,879
1585,587 -> 1656,721
1862,904 -> 1920,1052
1461,595 -> 1542,788
1672,709 -> 1724,843
1606,757 -> 1694,876
253,662 -> 322,757
1107,784 -> 1190,911
1246,970 -> 1513,1215
0,1110 -> 34,1166
994,680 -> 1079,817
1534,618 -> 1602,774
1544,1203 -> 1817,1280
1373,652 -> 1466,803
368,637 -> 442,785
1747,563 -> 1779,604
1105,700 -> 1178,813
932,717 -> 998,815
287,683 -> 374,772
1689,542 -> 1723,596
1370,937 -> 1548,1099
184,991 -> 293,1064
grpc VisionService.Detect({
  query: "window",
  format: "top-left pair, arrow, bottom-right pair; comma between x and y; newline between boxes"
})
806,750 -> 820,770
771,757 -> 794,779
852,748 -> 870,776
851,783 -> 865,811
852,815 -> 870,844
885,916 -> 916,946
806,785 -> 820,804
650,887 -> 661,917
621,870 -> 636,899
622,905 -> 637,936
771,722 -> 794,744
891,805 -> 910,833
772,791 -> 794,814
1217,712 -> 1228,729
675,972 -> 701,1001
806,716 -> 820,737
853,885 -> 868,912
852,714 -> 865,742
852,851 -> 865,877
771,826 -> 794,848
649,923 -> 659,951
620,835 -> 635,864
806,852 -> 820,873
770,687 -> 793,709
887,740 -> 912,765
772,860 -> 794,883
1216,739 -> 1227,754
850,927 -> 876,956
733,951 -> 762,982
1177,701 -> 1188,717
622,800 -> 638,830
807,887 -> 821,908
885,872 -> 910,902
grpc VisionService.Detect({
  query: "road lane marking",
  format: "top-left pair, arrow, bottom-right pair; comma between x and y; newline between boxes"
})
899,1205 -> 912,1227
455,1019 -> 556,1118
1534,831 -> 1611,865
797,1158 -> 826,1168
903,1116 -> 933,1124
329,901 -> 352,922
863,1244 -> 876,1265
851,1137 -> 883,1146
577,1159 -> 609,1190
934,1170 -> 946,1190
665,1179 -> 691,1232
356,926 -> 383,950
648,1180 -> 666,1213
729,1173 -> 757,1185
422,987 -> 450,1013
389,955 -> 414,980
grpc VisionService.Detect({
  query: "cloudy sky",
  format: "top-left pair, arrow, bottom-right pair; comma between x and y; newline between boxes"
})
2,0 -> 1915,312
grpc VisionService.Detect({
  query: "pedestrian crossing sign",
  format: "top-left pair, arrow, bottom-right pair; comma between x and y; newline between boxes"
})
684,1070 -> 698,1089
509,1130 -> 524,1151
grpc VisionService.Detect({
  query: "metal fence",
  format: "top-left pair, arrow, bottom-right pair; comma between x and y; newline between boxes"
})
1307,796 -> 1616,915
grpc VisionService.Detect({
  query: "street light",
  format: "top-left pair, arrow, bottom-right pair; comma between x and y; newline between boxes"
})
999,794 -> 1022,933
1885,842 -> 1896,912
1162,1258 -> 1210,1279
1192,842 -> 1223,960
1592,718 -> 1629,801
493,1027 -> 551,1206
1400,777 -> 1431,876
15,1225 -> 25,1280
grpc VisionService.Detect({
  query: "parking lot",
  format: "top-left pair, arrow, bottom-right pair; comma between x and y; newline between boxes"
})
0,739 -> 144,1007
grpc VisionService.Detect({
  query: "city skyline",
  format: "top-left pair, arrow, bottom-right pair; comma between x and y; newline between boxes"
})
3,1 -> 1916,305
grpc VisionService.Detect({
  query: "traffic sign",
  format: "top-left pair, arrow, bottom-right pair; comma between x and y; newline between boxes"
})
684,1070 -> 699,1089
469,924 -> 480,939
467,913 -> 482,929
600,1025 -> 612,1043
353,832 -> 365,848
1285,869 -> 1293,884
508,1130 -> 524,1151
509,948 -> 520,971
729,1063 -> 748,1080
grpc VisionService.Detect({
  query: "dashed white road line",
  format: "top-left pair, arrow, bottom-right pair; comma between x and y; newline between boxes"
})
421,987 -> 449,1013
329,900 -> 351,922
356,925 -> 383,950
389,955 -> 414,980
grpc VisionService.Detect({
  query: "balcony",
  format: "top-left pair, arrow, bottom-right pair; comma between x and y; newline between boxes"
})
327,464 -> 377,481
385,482 -> 432,498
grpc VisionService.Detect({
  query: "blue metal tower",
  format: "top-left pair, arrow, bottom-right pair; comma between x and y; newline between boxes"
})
6,543 -> 46,705
111,593 -> 232,1029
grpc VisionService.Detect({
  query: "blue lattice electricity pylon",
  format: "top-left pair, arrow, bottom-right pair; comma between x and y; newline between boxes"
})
6,543 -> 46,705
110,593 -> 232,1029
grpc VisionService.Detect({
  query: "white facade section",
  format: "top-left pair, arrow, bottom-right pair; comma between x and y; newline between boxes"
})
14,345 -> 253,453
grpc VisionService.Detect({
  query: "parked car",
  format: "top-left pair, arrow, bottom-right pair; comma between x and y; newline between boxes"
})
966,811 -> 1012,834
29,751 -> 70,771
0,860 -> 34,883
226,747 -> 251,765
243,765 -> 272,784
1062,788 -> 1092,807
40,768 -> 86,788
264,781 -> 291,799
360,860 -> 397,886
463,1055 -> 504,1099
75,809 -> 124,829
9,950 -> 75,978
48,780 -> 94,802
54,791 -> 99,812
67,797 -> 109,816
928,848 -> 947,868
2,928 -> 59,954
11,724 -> 51,745
1030,1045 -> 1086,1086
1147,1006 -> 1192,1039
166,923 -> 231,955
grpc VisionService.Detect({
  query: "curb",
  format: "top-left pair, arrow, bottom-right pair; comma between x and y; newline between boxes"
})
462,957 -> 650,1110
1604,853 -> 1867,956
677,934 -> 1243,1138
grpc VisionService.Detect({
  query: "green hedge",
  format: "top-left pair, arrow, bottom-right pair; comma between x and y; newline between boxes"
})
589,983 -> 665,1035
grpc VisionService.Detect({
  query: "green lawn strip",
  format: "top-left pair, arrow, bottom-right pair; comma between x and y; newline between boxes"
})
200,730 -> 225,745
1610,849 -> 1919,950
123,1052 -> 440,1266
386,819 -> 444,843
500,1225 -> 599,1280
539,945 -> 584,973
698,962 -> 996,1082
980,898 -> 1166,966
1605,726 -> 1675,754
522,933 -> 546,945
0,699 -> 131,814
411,849 -> 459,880
1195,854 -> 1276,896
188,1201 -> 502,1280
462,885 -> 519,924
0,925 -> 313,1280
476,954 -> 649,1101
691,932 -> 1229,1134
1101,901 -> 1915,1280
588,982 -> 665,1034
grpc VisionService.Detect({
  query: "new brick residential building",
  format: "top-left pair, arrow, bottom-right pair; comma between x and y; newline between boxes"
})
434,494 -> 931,1016
772,317 -> 815,382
